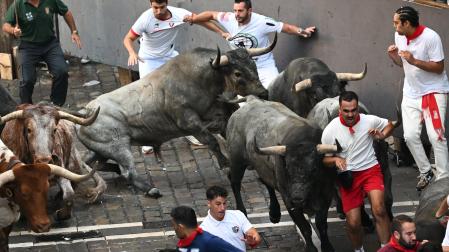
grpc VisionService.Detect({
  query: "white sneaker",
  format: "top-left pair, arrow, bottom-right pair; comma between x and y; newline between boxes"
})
185,136 -> 203,146
141,146 -> 154,154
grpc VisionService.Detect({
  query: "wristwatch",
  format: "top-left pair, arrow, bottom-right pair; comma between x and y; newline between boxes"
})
72,30 -> 79,35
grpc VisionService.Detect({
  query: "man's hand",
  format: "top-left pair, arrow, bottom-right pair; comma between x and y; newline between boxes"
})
398,50 -> 416,65
71,32 -> 82,49
368,128 -> 385,140
12,26 -> 21,37
242,228 -> 261,248
221,32 -> 232,40
298,26 -> 316,38
387,44 -> 398,56
335,157 -> 347,171
127,53 -> 143,66
183,14 -> 194,24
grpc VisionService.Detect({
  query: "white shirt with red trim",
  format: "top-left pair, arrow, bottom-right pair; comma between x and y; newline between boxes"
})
131,6 -> 191,59
395,27 -> 449,99
216,12 -> 283,69
200,210 -> 253,251
321,114 -> 388,172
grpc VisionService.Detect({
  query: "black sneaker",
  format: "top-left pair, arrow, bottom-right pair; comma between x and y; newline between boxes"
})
416,170 -> 434,191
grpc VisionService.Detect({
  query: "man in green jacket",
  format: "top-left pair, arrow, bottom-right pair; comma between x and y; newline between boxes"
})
2,0 -> 82,106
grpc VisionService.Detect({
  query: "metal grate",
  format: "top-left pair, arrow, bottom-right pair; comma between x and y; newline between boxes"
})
34,230 -> 102,243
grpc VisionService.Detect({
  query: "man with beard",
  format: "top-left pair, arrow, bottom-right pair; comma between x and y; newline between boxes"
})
378,215 -> 421,252
322,91 -> 395,252
387,6 -> 449,191
200,186 -> 261,251
183,0 -> 316,88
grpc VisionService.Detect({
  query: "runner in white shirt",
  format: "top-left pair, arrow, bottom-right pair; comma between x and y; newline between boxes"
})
184,0 -> 316,88
123,0 -> 226,153
387,6 -> 449,191
200,186 -> 260,251
322,91 -> 395,252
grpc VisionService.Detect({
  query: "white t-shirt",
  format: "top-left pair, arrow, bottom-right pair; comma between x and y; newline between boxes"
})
200,210 -> 253,251
131,6 -> 191,59
395,27 -> 449,99
216,12 -> 283,69
321,114 -> 388,171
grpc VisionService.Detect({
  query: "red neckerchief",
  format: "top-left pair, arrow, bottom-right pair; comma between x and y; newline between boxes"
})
406,25 -> 426,45
422,93 -> 444,141
339,113 -> 360,134
388,235 -> 420,252
177,226 -> 203,248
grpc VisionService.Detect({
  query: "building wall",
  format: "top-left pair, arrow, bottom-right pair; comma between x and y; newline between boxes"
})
59,0 -> 449,119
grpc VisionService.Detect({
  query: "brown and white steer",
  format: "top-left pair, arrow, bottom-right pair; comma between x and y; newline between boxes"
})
0,139 -> 95,251
0,104 -> 105,221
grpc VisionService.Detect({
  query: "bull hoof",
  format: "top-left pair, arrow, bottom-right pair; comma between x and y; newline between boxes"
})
146,188 -> 162,198
55,209 -> 72,221
305,244 -> 319,252
85,190 -> 101,203
321,241 -> 335,252
269,214 -> 281,224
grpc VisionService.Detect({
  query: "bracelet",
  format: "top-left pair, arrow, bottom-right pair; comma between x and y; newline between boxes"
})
72,30 -> 79,35
297,27 -> 303,34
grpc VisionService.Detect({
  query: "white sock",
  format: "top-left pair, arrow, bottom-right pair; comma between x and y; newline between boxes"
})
354,246 -> 365,252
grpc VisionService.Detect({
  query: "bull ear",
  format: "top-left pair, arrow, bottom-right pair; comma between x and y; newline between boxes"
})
336,63 -> 367,82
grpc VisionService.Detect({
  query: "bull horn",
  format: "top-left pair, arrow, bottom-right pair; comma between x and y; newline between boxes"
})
210,47 -> 229,68
0,110 -> 24,125
58,106 -> 100,126
0,170 -> 15,188
49,164 -> 96,182
254,136 -> 286,156
392,105 -> 402,128
316,139 -> 342,154
212,134 -> 229,160
247,33 -> 277,57
336,63 -> 367,82
293,79 -> 313,93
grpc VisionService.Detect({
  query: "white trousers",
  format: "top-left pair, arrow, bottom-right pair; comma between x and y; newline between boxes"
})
138,52 -> 178,78
258,64 -> 279,89
402,94 -> 449,179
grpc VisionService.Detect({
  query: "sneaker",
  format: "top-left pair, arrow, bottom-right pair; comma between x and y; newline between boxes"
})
141,146 -> 154,154
416,170 -> 434,191
185,136 -> 203,146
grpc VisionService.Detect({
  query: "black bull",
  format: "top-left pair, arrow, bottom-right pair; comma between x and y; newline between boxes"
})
223,96 -> 341,252
76,41 -> 276,197
415,177 -> 449,243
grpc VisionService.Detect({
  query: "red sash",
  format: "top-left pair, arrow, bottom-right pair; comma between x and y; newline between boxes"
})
422,93 -> 444,141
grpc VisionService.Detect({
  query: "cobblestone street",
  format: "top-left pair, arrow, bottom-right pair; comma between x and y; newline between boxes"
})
1,58 -> 421,252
